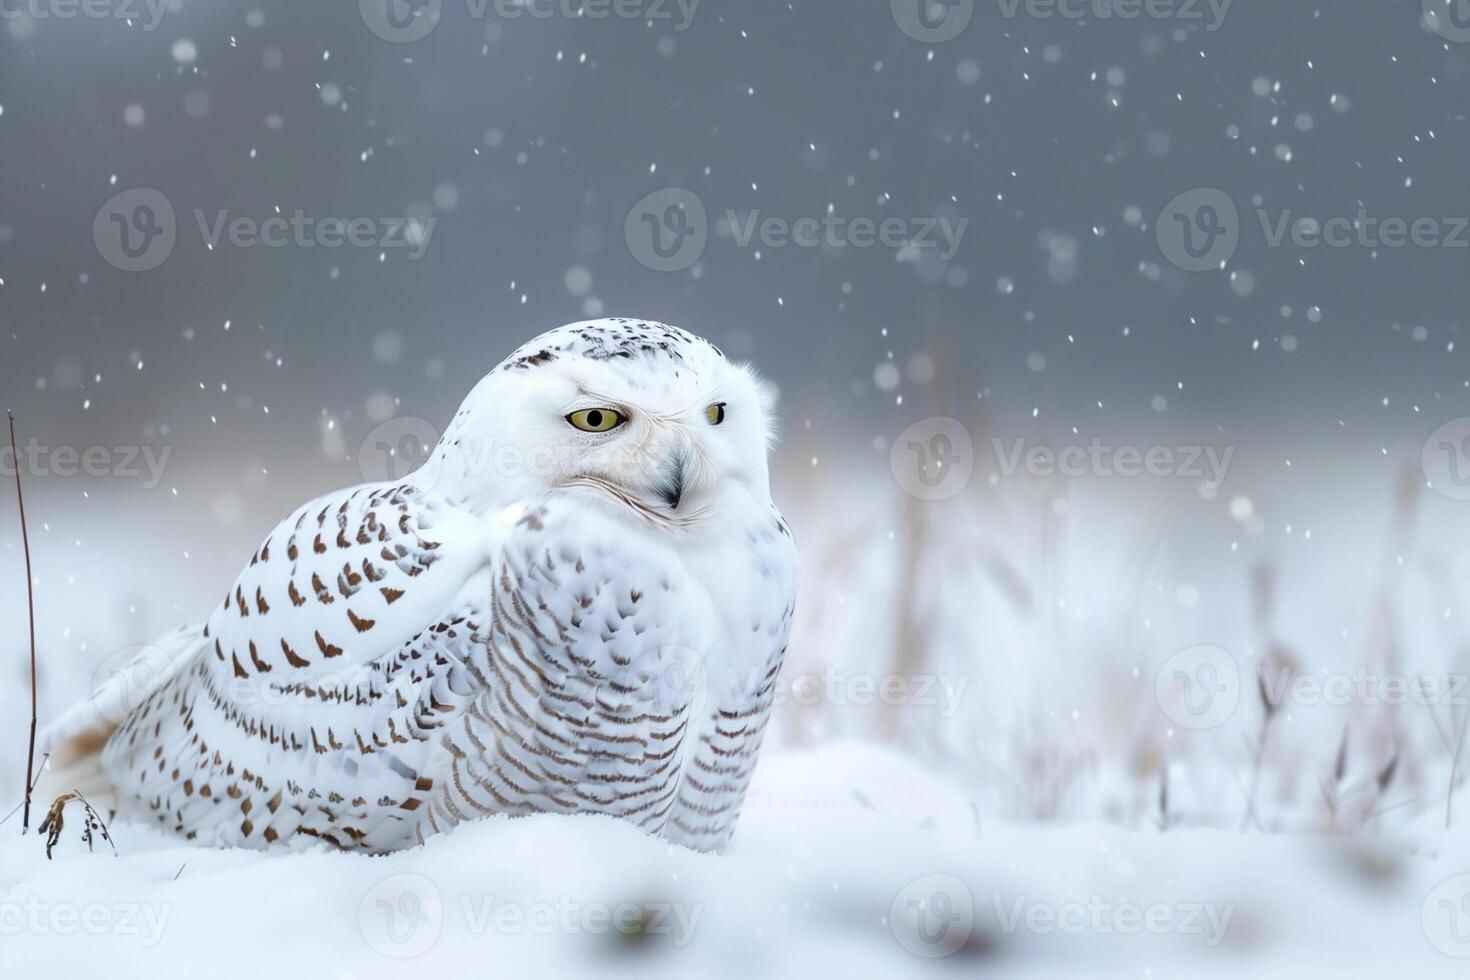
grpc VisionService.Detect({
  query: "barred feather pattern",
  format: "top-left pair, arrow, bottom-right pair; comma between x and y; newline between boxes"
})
420,499 -> 793,852
98,484 -> 493,852
54,318 -> 799,855
93,488 -> 794,854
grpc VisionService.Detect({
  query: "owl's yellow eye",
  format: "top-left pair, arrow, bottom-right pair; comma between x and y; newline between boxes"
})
705,402 -> 727,425
566,408 -> 626,432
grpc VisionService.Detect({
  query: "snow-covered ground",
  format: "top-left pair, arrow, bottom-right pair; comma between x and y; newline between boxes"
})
3,743 -> 1468,978
5,464 -> 1470,975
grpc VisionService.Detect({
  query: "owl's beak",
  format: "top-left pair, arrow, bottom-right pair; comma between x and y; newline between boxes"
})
657,446 -> 687,510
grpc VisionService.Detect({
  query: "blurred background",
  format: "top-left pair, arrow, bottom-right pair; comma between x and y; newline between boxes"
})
5,0 -> 1470,843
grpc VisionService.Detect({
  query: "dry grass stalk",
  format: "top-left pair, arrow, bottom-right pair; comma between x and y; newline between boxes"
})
1155,760 -> 1177,832
1447,717 -> 1469,828
1320,726 -> 1350,832
0,753 -> 49,830
8,411 -> 39,833
37,791 -> 116,860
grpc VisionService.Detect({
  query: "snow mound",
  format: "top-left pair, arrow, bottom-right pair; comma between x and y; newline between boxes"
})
3,743 -> 1467,978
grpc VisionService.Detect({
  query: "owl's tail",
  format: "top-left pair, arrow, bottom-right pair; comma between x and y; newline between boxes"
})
33,622 -> 207,820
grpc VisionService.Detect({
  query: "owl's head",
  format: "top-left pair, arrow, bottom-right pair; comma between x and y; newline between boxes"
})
428,319 -> 779,526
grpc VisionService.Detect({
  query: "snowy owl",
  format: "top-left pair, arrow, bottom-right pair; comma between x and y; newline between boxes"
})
41,319 -> 797,854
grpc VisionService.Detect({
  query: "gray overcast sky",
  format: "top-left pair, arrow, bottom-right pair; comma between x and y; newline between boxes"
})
1,0 -> 1467,477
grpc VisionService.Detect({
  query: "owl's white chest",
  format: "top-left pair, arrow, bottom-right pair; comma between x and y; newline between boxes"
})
422,488 -> 797,849
489,488 -> 796,703
671,504 -> 798,705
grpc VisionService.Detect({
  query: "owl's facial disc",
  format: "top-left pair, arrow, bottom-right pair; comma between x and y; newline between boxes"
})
555,394 -> 720,517
432,321 -> 777,524
537,366 -> 771,525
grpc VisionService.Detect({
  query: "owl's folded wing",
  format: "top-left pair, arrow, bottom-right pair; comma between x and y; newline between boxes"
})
202,483 -> 487,685
42,482 -> 486,786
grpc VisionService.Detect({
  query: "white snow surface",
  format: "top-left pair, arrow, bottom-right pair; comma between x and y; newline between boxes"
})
3,742 -> 1468,978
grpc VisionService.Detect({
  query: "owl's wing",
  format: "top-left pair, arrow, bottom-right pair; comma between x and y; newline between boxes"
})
43,483 -> 478,760
41,483 -> 489,823
202,483 -> 487,685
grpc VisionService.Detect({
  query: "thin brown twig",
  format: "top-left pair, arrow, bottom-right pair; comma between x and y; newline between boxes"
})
9,411 -> 39,834
38,790 -> 117,859
1447,716 -> 1468,828
0,752 -> 49,829
1239,663 -> 1279,832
